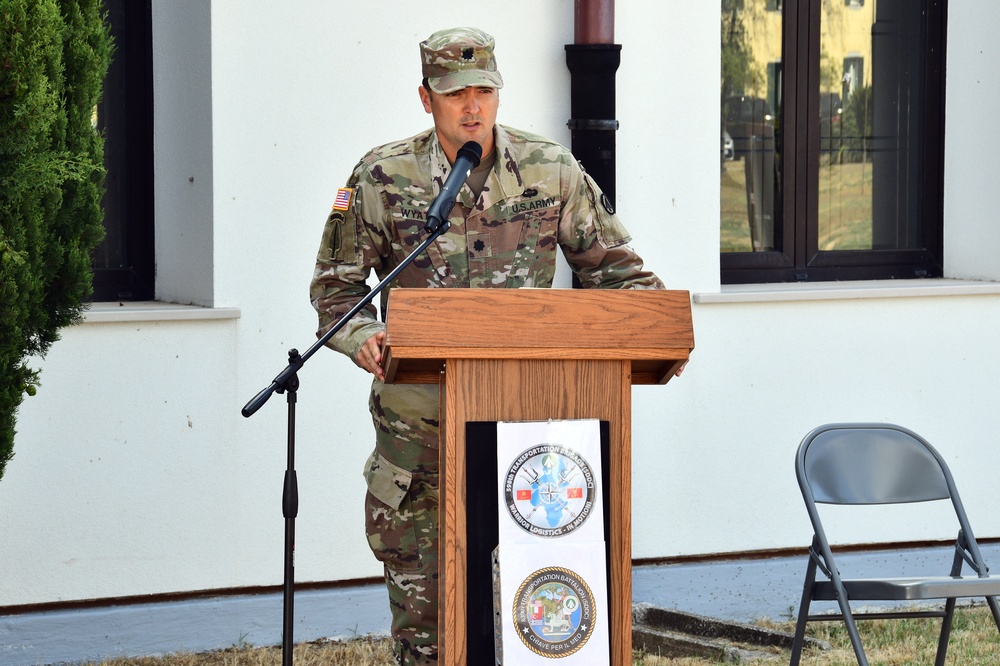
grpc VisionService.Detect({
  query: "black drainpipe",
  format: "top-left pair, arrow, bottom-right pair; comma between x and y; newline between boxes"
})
565,0 -> 620,206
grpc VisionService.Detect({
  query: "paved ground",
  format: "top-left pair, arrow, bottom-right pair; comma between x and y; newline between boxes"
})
634,542 -> 1000,622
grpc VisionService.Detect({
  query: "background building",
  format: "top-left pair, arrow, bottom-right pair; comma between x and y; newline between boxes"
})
2,0 -> 999,661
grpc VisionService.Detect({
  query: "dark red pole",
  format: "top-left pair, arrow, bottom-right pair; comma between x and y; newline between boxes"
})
575,0 -> 615,44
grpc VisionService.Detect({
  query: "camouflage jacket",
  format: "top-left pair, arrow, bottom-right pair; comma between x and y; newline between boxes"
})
310,124 -> 663,363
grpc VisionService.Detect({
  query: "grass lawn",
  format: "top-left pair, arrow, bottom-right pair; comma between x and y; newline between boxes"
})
85,604 -> 1000,665
721,158 -> 874,253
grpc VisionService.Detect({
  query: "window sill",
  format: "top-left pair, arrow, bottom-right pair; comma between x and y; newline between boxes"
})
694,279 -> 1000,304
83,301 -> 242,323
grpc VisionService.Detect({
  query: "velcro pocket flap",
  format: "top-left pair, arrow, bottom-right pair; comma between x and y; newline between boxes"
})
362,450 -> 412,510
583,172 -> 631,248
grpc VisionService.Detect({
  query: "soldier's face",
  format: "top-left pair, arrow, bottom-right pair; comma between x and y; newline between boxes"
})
419,85 -> 499,163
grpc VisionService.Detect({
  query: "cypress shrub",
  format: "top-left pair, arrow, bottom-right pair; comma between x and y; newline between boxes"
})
0,0 -> 111,481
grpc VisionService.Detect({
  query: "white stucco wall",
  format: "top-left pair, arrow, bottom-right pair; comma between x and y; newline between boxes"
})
1,0 -> 999,609
943,1 -> 1000,281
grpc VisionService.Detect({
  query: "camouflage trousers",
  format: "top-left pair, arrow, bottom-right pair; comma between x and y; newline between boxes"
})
364,382 -> 441,665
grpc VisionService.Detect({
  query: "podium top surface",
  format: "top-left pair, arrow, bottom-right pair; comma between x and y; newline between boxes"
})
383,288 -> 694,385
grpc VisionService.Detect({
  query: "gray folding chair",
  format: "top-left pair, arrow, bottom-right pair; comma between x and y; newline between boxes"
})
789,423 -> 1000,666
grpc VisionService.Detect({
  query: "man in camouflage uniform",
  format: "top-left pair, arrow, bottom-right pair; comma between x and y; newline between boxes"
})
310,27 -> 664,665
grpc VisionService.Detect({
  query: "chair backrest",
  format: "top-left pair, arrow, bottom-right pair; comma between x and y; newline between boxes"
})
797,423 -> 953,505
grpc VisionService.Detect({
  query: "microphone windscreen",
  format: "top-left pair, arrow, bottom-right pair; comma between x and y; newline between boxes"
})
458,141 -> 483,168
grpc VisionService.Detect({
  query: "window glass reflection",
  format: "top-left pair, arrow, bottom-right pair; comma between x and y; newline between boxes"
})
720,0 -> 781,253
818,1 -> 874,250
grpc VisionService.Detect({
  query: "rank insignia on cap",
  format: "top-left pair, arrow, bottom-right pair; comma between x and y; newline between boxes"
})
332,188 -> 354,211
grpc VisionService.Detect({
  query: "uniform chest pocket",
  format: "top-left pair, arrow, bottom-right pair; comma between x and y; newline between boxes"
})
467,206 -> 559,288
388,209 -> 430,252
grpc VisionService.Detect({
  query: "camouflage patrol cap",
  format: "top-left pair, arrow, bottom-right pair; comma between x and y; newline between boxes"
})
420,27 -> 504,94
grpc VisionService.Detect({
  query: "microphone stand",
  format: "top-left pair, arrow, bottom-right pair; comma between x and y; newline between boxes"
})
241,216 -> 452,666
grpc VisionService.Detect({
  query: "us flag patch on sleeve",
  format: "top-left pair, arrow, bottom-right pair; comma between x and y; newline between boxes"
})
332,187 -> 354,211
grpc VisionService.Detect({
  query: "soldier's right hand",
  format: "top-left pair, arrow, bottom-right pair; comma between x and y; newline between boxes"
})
357,331 -> 386,381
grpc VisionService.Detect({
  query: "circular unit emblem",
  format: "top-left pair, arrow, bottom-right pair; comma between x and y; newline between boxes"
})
513,566 -> 596,658
503,444 -> 597,538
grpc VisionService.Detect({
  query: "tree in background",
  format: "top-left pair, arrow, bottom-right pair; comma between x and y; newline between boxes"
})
839,84 -> 873,164
721,0 -> 762,100
0,0 -> 111,481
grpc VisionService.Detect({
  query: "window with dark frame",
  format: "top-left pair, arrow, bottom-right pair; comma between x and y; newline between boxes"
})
92,0 -> 154,302
720,0 -> 945,284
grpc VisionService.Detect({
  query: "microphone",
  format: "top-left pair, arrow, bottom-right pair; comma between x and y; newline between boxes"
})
424,141 -> 483,233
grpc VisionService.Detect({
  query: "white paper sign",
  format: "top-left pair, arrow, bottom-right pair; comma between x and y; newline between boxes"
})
496,420 -> 605,545
497,544 -> 610,664
494,420 -> 609,664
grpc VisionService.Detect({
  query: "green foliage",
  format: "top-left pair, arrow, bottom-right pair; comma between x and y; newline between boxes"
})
0,0 -> 111,481
721,0 -> 760,99
825,85 -> 874,165
838,85 -> 873,164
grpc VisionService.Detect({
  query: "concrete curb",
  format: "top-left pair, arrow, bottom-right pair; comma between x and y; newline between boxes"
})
633,603 -> 831,663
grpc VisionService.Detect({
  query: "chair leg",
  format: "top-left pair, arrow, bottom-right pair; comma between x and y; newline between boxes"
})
987,595 -> 1000,631
833,587 -> 868,666
789,559 -> 818,666
934,598 -> 956,666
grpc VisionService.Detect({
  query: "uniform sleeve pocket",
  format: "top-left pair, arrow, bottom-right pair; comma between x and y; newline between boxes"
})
362,449 -> 412,510
583,172 -> 632,249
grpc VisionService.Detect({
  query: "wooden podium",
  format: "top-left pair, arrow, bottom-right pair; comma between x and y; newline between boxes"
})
383,288 -> 694,666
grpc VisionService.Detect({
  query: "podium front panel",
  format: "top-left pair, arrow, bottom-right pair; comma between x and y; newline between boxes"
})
441,359 -> 632,666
